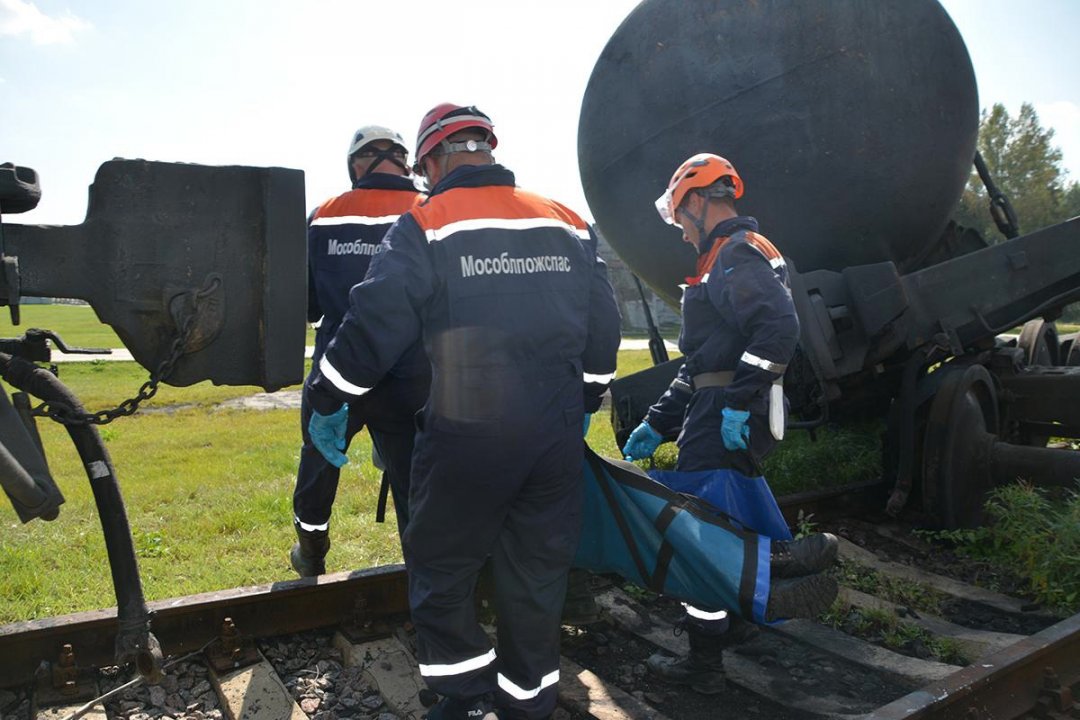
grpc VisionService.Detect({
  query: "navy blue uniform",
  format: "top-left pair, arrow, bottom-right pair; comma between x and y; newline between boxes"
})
295,174 -> 428,536
308,164 -> 621,719
645,216 -> 799,473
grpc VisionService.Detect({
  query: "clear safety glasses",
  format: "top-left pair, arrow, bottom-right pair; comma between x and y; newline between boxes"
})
655,189 -> 680,227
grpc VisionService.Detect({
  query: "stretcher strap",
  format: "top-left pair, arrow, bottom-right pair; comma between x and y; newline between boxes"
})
375,472 -> 390,523
585,450 -> 656,590
650,503 -> 682,591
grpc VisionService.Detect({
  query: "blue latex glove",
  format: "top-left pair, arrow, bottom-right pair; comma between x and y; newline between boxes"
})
309,404 -> 350,468
721,407 -> 751,451
623,421 -> 662,461
583,413 -> 593,438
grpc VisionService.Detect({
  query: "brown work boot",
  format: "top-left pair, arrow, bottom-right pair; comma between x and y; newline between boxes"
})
764,572 -> 837,622
770,532 -> 838,579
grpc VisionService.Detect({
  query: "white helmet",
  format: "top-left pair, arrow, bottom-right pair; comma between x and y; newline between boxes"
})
347,125 -> 408,183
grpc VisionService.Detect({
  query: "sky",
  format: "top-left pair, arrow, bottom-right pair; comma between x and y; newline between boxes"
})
2,0 -> 1079,227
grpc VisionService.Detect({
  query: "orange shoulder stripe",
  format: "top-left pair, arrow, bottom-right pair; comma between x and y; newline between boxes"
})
743,231 -> 782,261
411,186 -> 588,232
315,188 -> 424,221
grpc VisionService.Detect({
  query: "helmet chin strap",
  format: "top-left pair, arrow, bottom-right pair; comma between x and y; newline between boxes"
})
680,202 -> 709,253
364,149 -> 409,177
352,148 -> 409,186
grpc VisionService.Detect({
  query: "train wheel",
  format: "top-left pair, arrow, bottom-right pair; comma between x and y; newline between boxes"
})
1016,318 -> 1059,366
1014,319 -> 1060,446
920,365 -> 999,529
1061,332 -> 1080,366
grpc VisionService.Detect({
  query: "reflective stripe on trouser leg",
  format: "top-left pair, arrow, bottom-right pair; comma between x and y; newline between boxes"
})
492,419 -> 583,719
683,604 -> 732,635
403,428 -> 525,700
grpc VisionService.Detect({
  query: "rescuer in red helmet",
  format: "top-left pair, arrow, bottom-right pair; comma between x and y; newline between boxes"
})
289,125 -> 429,577
304,102 -> 622,720
624,153 -> 837,693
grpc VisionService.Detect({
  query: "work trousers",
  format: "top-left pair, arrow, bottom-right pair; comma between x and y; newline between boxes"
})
404,408 -> 583,720
293,373 -> 427,536
676,387 -> 777,474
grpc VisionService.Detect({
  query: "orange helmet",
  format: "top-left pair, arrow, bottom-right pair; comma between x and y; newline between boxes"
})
414,103 -> 498,171
655,153 -> 744,226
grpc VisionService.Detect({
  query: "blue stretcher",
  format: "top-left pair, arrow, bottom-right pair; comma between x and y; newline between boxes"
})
573,448 -> 791,623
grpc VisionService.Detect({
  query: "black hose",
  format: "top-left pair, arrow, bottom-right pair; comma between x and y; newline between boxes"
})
0,352 -> 162,681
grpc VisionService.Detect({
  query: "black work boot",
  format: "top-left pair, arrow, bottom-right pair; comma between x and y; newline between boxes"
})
561,569 -> 606,626
764,572 -> 838,622
770,532 -> 839,579
646,624 -> 727,694
289,521 -> 330,577
425,693 -> 499,720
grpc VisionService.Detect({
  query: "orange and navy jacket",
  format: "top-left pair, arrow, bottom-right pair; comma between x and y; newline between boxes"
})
645,216 -> 799,432
308,164 -> 622,429
307,174 -> 424,364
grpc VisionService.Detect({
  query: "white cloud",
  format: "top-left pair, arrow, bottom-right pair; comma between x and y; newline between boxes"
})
1036,100 -> 1080,183
0,0 -> 90,45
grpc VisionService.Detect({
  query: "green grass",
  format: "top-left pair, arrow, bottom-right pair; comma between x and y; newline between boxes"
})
0,406 -> 398,623
0,303 -> 318,351
1,304 -> 123,348
916,482 -> 1080,615
3,360 -> 301,412
821,603 -> 969,665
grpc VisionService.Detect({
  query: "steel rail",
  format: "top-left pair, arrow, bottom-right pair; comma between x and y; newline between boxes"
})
864,610 -> 1080,719
0,564 -> 407,687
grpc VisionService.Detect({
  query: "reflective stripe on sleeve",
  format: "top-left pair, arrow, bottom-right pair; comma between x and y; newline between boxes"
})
769,256 -> 786,269
311,214 -> 401,226
418,648 -> 496,678
683,604 -> 729,621
497,669 -> 560,700
294,516 -> 329,532
739,352 -> 787,374
425,217 -> 591,243
319,356 -> 373,397
583,371 -> 616,385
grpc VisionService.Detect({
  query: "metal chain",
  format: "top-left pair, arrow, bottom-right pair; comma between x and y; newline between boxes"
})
31,313 -> 196,426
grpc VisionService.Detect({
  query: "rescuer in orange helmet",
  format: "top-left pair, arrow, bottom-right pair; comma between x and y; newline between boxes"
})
625,153 -> 838,693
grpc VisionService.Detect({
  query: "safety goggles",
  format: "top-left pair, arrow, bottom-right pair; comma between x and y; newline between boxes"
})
655,189 -> 679,227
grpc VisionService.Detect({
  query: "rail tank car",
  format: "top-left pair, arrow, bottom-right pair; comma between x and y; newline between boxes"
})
579,0 -> 979,307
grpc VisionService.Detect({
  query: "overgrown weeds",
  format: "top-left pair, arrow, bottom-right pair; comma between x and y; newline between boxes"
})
822,603 -> 969,665
916,482 -> 1080,615
832,560 -> 947,615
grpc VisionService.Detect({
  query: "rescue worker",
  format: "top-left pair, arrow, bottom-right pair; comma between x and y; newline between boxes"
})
290,125 -> 429,577
623,153 -> 838,693
305,103 -> 621,720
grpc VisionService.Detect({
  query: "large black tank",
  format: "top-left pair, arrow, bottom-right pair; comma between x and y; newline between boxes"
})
579,0 -> 979,307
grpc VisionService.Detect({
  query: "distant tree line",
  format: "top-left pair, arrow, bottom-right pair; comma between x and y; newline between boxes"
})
952,103 -> 1080,322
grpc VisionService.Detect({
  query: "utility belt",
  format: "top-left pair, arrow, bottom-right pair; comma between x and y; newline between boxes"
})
691,371 -> 734,389
691,371 -> 786,441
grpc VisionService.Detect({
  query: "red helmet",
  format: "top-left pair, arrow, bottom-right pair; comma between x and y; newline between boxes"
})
655,153 -> 744,226
414,103 -> 498,168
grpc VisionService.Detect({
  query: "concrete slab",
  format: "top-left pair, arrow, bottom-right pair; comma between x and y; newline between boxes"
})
35,704 -> 107,719
558,656 -> 670,720
209,653 -> 306,720
334,632 -> 428,719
